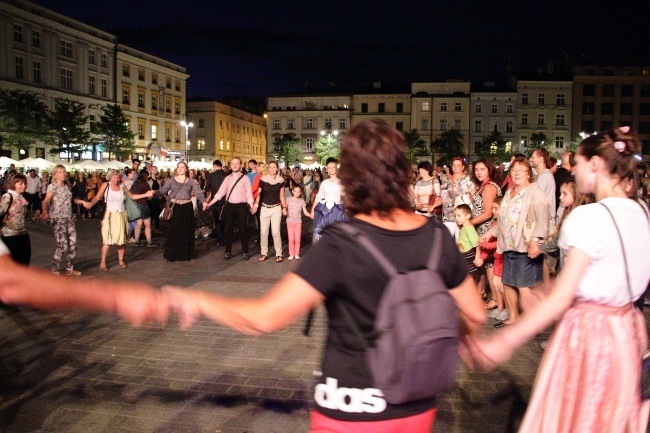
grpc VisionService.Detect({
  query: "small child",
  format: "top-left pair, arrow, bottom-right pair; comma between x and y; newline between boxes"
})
286,185 -> 311,260
455,204 -> 481,277
479,196 -> 508,321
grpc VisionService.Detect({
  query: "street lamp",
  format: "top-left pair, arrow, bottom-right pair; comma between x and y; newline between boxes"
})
320,129 -> 339,164
180,120 -> 193,162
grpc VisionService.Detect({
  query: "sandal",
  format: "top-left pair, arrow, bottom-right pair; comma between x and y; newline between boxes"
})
65,269 -> 82,276
258,255 -> 268,262
484,299 -> 498,310
99,262 -> 108,272
276,256 -> 283,263
118,260 -> 128,268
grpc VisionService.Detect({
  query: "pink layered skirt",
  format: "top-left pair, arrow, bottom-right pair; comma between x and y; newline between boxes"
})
520,302 -> 650,433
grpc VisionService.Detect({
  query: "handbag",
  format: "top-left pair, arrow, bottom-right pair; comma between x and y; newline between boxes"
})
219,173 -> 245,221
160,203 -> 174,221
600,202 -> 650,400
125,194 -> 141,222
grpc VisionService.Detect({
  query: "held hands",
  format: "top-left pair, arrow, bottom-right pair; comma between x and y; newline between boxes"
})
282,208 -> 287,216
473,257 -> 484,268
163,285 -> 201,330
145,190 -> 154,198
41,211 -> 49,221
478,233 -> 491,245
527,239 -> 541,259
202,202 -> 210,211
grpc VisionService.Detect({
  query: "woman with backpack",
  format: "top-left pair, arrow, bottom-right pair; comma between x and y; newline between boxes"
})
166,119 -> 486,432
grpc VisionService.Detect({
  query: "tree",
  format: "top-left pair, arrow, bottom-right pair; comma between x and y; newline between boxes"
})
0,89 -> 48,154
402,129 -> 427,165
43,99 -> 92,162
430,129 -> 465,167
315,134 -> 340,165
272,133 -> 301,167
527,132 -> 552,157
477,130 -> 509,164
94,104 -> 136,160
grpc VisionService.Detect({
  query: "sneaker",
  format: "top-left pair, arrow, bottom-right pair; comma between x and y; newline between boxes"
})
65,269 -> 82,276
146,243 -> 158,248
133,242 -> 142,247
487,308 -> 502,319
242,253 -> 250,261
494,309 -> 510,321
295,256 -> 301,260
288,256 -> 294,260
223,253 -> 233,261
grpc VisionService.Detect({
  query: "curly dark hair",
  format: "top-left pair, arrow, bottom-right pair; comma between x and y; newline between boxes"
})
577,127 -> 640,199
339,119 -> 412,217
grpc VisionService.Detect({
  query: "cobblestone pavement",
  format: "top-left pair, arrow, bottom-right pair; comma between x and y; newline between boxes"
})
1,215 -> 649,432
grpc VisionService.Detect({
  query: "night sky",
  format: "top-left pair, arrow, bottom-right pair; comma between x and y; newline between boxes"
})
36,0 -> 650,99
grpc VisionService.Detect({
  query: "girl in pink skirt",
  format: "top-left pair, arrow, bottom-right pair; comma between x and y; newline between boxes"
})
465,126 -> 650,433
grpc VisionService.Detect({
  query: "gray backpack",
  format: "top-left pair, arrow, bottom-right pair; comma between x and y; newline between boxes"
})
331,220 -> 460,405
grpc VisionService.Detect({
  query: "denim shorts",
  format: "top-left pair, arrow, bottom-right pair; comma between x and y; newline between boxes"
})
502,251 -> 543,288
137,202 -> 151,219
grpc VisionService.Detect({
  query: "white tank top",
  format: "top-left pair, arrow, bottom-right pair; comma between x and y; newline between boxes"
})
105,185 -> 126,212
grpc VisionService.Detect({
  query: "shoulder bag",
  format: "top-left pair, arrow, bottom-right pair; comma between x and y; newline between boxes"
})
124,190 -> 141,222
601,202 -> 650,400
160,177 -> 187,221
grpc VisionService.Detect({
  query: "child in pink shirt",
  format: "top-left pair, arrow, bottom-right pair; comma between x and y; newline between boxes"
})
286,185 -> 310,260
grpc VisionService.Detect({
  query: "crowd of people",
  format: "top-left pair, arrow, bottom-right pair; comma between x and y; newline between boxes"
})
1,121 -> 650,432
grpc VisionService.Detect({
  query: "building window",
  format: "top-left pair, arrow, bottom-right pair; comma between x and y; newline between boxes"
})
175,80 -> 181,91
175,129 -> 180,143
324,118 -> 332,129
138,122 -> 144,139
101,78 -> 107,97
555,136 -> 564,148
491,103 -> 498,114
14,24 -> 23,43
454,102 -> 462,112
152,73 -> 158,85
474,120 -> 482,133
165,98 -> 171,113
642,85 -> 650,97
100,53 -> 108,68
623,69 -> 634,76
122,64 -> 130,77
15,57 -> 24,80
602,84 -> 615,97
506,103 -> 514,113
639,104 -> 650,115
475,103 -> 482,113
122,88 -> 129,104
339,118 -> 346,129
538,93 -> 545,105
440,102 -> 447,112
537,113 -> 545,125
174,100 -> 180,115
89,76 -> 96,95
439,119 -> 446,131
581,121 -> 595,133
164,126 -> 171,142
33,61 -> 42,84
506,120 -> 513,133
361,103 -> 368,113
378,103 -> 385,113
639,122 -> 650,134
138,68 -> 145,81
151,95 -> 157,110
582,102 -> 594,115
166,77 -> 172,89
583,84 -> 596,96
600,120 -> 614,131
601,102 -> 614,115
520,135 -> 528,147
88,49 -> 95,65
288,118 -> 295,129
521,113 -> 528,125
396,122 -> 403,131
421,118 -> 429,131
198,118 -> 205,128
60,40 -> 73,58
454,119 -> 461,130
521,93 -> 528,104
422,101 -> 430,111
151,125 -> 158,140
555,114 -> 565,126
32,30 -> 41,48
305,137 -> 314,150
197,139 -> 205,150
306,118 -> 313,128
60,68 -> 73,90
273,119 -> 280,129
556,94 -> 566,106
138,91 -> 144,107
396,102 -> 403,113
621,85 -> 634,97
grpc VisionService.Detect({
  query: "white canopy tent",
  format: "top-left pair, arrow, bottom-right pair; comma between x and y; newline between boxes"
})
0,156 -> 22,168
74,160 -> 105,171
19,157 -> 55,170
99,159 -> 128,170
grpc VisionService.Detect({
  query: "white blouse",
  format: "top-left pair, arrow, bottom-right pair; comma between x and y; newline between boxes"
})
105,186 -> 126,213
314,178 -> 343,208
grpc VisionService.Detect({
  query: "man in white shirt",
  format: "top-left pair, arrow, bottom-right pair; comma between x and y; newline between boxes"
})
24,169 -> 42,221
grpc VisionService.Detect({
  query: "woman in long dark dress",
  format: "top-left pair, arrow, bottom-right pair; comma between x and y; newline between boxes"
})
155,162 -> 206,261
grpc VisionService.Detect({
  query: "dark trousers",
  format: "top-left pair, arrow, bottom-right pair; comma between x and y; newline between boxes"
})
223,202 -> 249,254
211,204 -> 225,244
